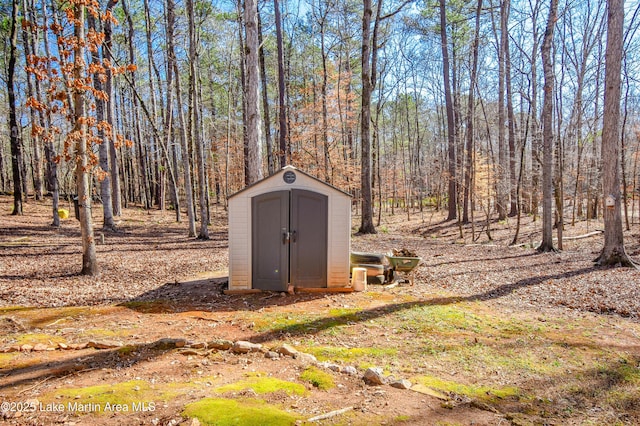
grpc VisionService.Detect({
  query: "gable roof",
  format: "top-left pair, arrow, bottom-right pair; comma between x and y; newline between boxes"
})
228,165 -> 353,199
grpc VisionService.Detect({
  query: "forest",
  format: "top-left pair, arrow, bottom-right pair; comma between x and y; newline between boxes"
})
1,0 -> 638,272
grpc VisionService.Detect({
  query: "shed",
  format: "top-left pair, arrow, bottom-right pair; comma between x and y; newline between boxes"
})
228,165 -> 352,291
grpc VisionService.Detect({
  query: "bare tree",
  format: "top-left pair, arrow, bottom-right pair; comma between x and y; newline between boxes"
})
160,0 -> 180,221
537,0 -> 558,252
439,0 -> 456,221
359,0 -> 377,233
7,0 -> 23,215
143,0 -> 163,209
257,10 -> 275,175
244,0 -> 264,184
88,14 -> 117,231
40,0 -> 60,226
122,0 -> 151,210
21,0 -> 43,201
73,2 -> 98,275
462,0 -> 482,225
274,0 -> 288,168
103,0 -> 122,217
187,0 -> 209,239
168,0 -> 196,236
494,0 -> 508,220
595,0 -> 635,267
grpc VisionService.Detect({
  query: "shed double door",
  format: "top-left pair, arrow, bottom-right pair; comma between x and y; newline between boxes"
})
252,189 -> 328,291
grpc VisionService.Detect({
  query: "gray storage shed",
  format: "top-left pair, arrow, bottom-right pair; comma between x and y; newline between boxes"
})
228,165 -> 352,291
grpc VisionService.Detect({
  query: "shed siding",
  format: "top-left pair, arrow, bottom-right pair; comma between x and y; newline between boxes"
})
229,167 -> 351,290
229,197 -> 250,289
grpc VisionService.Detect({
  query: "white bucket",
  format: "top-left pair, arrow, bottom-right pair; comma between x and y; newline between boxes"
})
351,267 -> 367,291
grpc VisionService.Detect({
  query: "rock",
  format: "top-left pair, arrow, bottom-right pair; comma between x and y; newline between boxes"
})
69,343 -> 87,350
363,367 -> 386,386
319,362 -> 341,372
152,338 -> 187,350
275,343 -> 298,357
87,340 -> 123,350
20,344 -> 34,352
231,341 -> 262,354
189,342 -> 207,349
410,384 -> 449,400
58,343 -> 68,350
341,366 -> 358,376
208,339 -> 233,350
5,345 -> 20,353
294,352 -> 318,365
32,343 -> 48,352
265,351 -> 280,360
179,349 -> 202,356
188,419 -> 201,426
390,379 -> 412,390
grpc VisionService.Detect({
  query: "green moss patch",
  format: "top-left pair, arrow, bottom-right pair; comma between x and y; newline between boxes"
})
300,366 -> 335,390
251,308 -> 371,336
571,359 -> 640,411
13,333 -> 67,346
414,375 -> 521,403
214,376 -> 307,396
0,353 -> 17,368
43,380 -> 159,414
250,312 -> 316,334
5,306 -> 109,328
397,304 -> 491,336
0,306 -> 32,315
183,398 -> 300,426
302,345 -> 397,363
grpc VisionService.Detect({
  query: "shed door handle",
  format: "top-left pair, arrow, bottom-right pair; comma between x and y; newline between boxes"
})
282,229 -> 290,245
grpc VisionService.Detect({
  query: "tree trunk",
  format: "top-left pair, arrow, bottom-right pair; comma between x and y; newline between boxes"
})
162,0 -> 180,221
439,0 -> 457,221
168,0 -> 196,236
463,0 -> 482,224
73,3 -> 98,275
103,0 -> 122,216
87,14 -> 116,231
505,9 -> 517,218
32,0 -> 60,225
320,13 -> 331,183
274,0 -> 288,169
358,0 -> 376,234
143,0 -> 163,209
538,0 -> 558,252
187,0 -> 209,240
529,2 -> 541,222
495,0 -> 508,220
21,0 -> 43,201
595,0 -> 635,267
123,0 -> 151,210
257,10 -> 274,175
236,0 -> 250,185
244,0 -> 264,184
0,133 -> 5,193
7,0 -> 23,215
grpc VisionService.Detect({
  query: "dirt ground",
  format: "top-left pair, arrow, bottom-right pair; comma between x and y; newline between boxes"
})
1,196 -> 640,425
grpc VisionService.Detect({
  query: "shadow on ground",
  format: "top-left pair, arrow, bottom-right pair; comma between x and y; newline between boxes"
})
123,275 -> 328,314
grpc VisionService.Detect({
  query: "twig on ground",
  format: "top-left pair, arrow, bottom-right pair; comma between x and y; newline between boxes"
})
307,406 -> 354,422
17,376 -> 53,395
